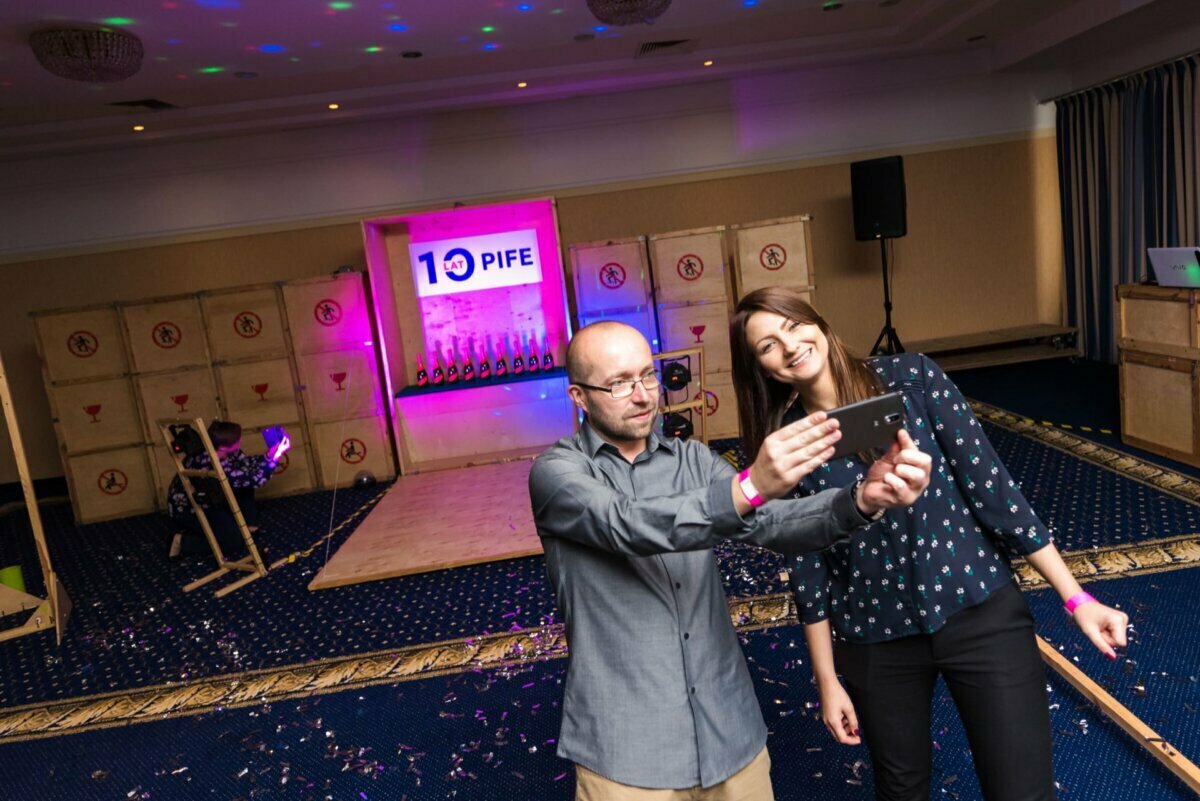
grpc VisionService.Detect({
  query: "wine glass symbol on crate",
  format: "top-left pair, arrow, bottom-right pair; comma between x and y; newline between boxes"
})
329,372 -> 348,392
171,394 -> 189,413
83,404 -> 102,423
252,383 -> 269,402
689,325 -> 706,344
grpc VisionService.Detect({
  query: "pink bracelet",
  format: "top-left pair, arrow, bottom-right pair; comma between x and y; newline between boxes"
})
737,468 -> 765,508
1064,591 -> 1097,615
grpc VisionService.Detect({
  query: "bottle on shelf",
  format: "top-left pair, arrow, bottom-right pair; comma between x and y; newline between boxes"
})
542,335 -> 555,370
527,330 -> 540,374
495,335 -> 509,377
445,346 -> 460,384
431,350 -> 445,385
512,333 -> 525,375
478,343 -> 491,380
415,354 -> 430,387
462,337 -> 476,382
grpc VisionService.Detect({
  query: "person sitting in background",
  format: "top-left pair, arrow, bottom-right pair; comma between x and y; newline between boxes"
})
167,420 -> 290,561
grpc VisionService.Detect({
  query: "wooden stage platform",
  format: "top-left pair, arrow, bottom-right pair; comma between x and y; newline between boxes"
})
308,459 -> 543,590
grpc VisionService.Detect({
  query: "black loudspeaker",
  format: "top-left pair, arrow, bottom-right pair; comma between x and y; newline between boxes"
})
850,155 -> 907,241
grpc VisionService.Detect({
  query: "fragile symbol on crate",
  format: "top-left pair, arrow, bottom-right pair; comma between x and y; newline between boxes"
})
760,244 -> 786,270
252,383 -> 269,402
171,393 -> 189,413
152,321 -> 182,349
695,389 -> 718,416
599,262 -> 627,289
340,438 -> 367,464
329,371 -> 348,391
314,299 -> 343,327
97,468 -> 128,495
689,324 -> 706,344
233,311 -> 263,338
83,404 -> 102,423
676,254 -> 704,281
67,330 -> 99,358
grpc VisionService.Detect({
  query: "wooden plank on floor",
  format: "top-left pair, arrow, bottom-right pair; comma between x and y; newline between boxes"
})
308,459 -> 543,590
906,323 -> 1075,354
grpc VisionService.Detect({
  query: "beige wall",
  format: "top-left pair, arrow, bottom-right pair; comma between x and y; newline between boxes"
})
1,134 -> 1061,483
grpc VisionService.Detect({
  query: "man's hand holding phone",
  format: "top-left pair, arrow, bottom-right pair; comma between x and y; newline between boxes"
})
734,411 -> 842,512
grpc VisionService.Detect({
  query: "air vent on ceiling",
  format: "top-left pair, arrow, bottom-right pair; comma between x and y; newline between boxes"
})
635,39 -> 695,58
107,97 -> 178,111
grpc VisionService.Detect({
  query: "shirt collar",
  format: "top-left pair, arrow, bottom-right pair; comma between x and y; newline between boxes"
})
580,419 -> 672,458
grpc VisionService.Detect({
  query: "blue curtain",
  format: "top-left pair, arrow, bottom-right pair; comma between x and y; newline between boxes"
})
1056,55 -> 1199,362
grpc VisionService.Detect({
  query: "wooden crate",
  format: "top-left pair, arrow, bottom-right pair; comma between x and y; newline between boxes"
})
730,215 -> 814,300
216,358 -> 300,429
294,346 -> 384,423
48,377 -> 144,455
1117,285 -> 1198,358
135,368 -> 223,439
1119,350 -> 1198,466
202,285 -> 289,362
569,237 -> 653,314
658,301 -> 733,374
122,296 -> 211,373
32,305 -> 128,382
578,307 -> 661,351
283,272 -> 374,355
649,226 -> 730,305
698,371 -> 740,441
311,414 -> 395,488
65,446 -> 157,523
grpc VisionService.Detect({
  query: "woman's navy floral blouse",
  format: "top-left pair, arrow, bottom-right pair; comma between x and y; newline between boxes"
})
785,352 -> 1051,643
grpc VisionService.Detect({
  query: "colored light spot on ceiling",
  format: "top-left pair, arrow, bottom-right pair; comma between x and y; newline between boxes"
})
550,8 -> 563,13
328,102 -> 340,110
517,81 -> 527,88
703,59 -> 713,66
175,73 -> 187,79
389,22 -> 408,32
162,1 -> 178,8
100,17 -> 135,25
329,1 -> 353,9
259,43 -> 285,53
166,38 -> 181,45
481,25 -> 495,33
132,124 -> 145,131
154,55 -> 169,61
219,21 -> 239,27
593,25 -> 606,32
482,42 -> 498,50
364,45 -> 383,53
309,41 -> 323,47
198,65 -> 225,73
193,0 -> 241,7
516,3 -> 532,10
289,56 -> 301,62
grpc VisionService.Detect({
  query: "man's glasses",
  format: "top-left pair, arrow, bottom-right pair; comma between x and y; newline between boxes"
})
574,371 -> 661,399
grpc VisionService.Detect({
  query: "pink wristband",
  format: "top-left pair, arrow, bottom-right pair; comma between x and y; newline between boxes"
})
737,468 -> 765,508
1064,591 -> 1097,615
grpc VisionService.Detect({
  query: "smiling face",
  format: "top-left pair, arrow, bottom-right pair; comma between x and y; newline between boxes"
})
744,310 -> 831,389
567,323 -> 660,459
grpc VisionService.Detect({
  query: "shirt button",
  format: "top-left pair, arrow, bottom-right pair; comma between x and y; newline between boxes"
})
690,686 -> 696,694
675,582 -> 681,589
684,632 -> 690,640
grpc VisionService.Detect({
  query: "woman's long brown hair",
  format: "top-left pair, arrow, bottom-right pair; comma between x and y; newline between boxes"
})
729,287 -> 883,462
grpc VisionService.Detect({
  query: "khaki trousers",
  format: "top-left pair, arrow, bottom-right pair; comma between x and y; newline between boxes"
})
575,747 -> 773,801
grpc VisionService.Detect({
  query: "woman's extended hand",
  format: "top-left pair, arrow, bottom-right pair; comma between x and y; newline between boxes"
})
858,429 -> 931,516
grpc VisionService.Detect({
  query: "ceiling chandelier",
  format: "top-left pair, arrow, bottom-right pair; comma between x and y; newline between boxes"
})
586,0 -> 673,26
29,28 -> 144,83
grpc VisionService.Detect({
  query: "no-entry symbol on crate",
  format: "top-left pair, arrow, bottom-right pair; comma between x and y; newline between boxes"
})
314,299 -> 343,327
695,389 -> 718,416
340,438 -> 367,464
67,330 -> 99,358
676,254 -> 704,281
234,311 -> 263,338
599,262 -> 627,289
760,244 -> 786,270
275,453 -> 290,474
97,468 -> 128,495
152,321 -> 182,349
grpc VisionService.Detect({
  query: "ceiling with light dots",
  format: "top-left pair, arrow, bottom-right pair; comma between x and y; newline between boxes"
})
0,0 -> 1195,159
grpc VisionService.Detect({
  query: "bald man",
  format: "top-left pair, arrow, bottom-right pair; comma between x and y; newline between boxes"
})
528,322 -> 931,800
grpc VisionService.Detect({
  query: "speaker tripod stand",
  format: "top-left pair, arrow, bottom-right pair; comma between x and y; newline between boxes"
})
870,237 -> 904,356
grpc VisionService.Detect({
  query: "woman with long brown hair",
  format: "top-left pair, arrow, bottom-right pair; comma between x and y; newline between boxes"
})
729,286 -> 1128,801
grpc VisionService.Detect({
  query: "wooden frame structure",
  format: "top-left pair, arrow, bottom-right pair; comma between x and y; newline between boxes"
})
157,417 -> 272,597
654,346 -> 709,444
0,350 -> 71,644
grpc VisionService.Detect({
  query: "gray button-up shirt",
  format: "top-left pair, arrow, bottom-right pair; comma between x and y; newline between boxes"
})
529,423 -> 867,789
